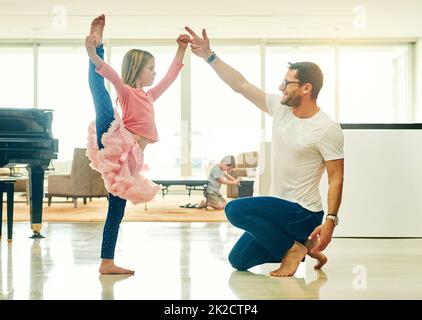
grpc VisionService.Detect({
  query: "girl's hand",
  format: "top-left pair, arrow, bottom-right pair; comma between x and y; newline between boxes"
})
177,34 -> 190,49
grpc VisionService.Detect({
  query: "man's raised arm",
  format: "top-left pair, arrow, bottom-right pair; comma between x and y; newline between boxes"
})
185,26 -> 268,113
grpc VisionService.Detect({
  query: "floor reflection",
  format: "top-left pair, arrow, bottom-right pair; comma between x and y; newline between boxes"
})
98,274 -> 134,300
229,269 -> 328,299
0,243 -> 14,299
180,223 -> 192,300
0,238 -> 55,300
29,239 -> 54,299
1,223 -> 421,300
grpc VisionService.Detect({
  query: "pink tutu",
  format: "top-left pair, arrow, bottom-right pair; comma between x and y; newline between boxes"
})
86,108 -> 161,204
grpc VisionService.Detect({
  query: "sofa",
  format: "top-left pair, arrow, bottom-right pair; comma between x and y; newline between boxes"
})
45,148 -> 108,207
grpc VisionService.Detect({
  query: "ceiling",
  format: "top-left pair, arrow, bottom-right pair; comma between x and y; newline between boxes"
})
1,0 -> 422,40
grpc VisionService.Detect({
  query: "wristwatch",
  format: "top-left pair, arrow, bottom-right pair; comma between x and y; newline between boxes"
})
326,214 -> 339,226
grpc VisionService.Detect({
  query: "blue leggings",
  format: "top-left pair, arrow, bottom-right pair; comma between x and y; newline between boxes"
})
225,196 -> 324,271
88,44 -> 127,260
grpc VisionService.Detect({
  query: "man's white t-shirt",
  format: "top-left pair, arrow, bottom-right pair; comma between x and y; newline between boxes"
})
265,94 -> 344,212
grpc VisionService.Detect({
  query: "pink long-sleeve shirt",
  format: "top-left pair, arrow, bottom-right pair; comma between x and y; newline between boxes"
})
95,58 -> 183,142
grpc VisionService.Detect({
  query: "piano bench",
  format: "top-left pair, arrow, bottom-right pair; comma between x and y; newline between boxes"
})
0,177 -> 16,242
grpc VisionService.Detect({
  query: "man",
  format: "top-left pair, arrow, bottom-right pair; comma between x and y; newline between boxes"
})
185,27 -> 344,277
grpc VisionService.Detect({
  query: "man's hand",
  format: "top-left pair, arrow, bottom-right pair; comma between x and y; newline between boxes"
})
184,26 -> 268,113
184,26 -> 212,59
308,220 -> 335,253
176,34 -> 190,50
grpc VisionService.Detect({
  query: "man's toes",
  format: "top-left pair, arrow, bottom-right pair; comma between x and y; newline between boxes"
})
270,269 -> 283,277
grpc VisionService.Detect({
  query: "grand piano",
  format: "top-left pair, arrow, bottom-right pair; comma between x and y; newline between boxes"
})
0,108 -> 58,238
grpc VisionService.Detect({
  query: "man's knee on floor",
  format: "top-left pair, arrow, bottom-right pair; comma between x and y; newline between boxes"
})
224,200 -> 243,222
228,250 -> 248,271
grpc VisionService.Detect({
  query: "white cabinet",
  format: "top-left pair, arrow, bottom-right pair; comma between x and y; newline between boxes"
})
320,129 -> 422,237
257,129 -> 422,237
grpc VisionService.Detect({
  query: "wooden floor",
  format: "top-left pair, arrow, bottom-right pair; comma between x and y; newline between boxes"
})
1,222 -> 422,300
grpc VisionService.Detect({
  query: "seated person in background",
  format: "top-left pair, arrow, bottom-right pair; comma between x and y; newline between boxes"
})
199,155 -> 240,210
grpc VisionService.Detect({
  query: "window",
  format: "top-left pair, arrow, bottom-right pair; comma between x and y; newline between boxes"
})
1,40 -> 414,174
0,47 -> 33,108
338,45 -> 411,123
38,46 -> 94,161
191,46 -> 261,176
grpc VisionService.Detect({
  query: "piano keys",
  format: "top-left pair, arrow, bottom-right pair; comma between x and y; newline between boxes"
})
0,108 -> 59,238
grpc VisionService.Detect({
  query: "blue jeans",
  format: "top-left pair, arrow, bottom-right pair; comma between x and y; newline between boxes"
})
225,196 -> 324,271
88,44 -> 127,260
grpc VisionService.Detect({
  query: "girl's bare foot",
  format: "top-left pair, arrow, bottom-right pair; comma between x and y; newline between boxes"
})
90,14 -> 105,47
305,237 -> 328,270
99,259 -> 135,275
270,241 -> 307,277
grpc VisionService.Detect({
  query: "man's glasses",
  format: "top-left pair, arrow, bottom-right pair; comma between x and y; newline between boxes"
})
280,80 -> 301,90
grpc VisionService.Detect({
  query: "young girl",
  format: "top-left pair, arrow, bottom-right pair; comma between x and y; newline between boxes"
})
85,14 -> 190,274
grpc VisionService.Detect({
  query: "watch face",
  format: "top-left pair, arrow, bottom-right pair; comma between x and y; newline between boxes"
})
327,216 -> 338,225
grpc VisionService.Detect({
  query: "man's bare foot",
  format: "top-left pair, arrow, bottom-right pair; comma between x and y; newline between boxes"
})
90,14 -> 105,47
99,259 -> 135,275
305,237 -> 328,270
270,241 -> 307,277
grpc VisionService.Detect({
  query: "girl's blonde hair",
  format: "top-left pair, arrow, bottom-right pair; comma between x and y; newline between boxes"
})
121,49 -> 154,88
